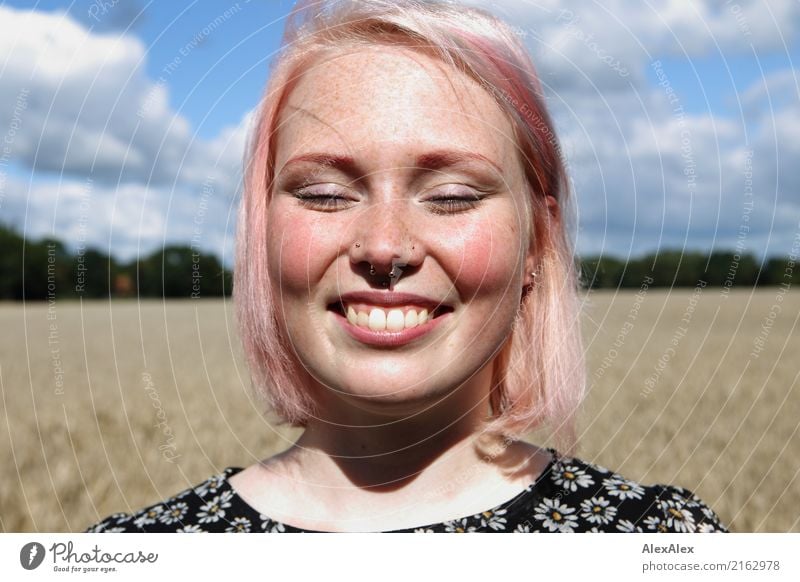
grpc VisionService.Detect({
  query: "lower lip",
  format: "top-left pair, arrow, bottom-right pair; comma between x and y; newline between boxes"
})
331,308 -> 450,347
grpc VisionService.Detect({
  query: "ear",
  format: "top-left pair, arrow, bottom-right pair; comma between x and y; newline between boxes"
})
523,247 -> 537,288
523,194 -> 559,285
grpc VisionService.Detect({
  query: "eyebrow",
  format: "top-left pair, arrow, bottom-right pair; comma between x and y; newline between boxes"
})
415,150 -> 503,174
280,149 -> 503,176
280,153 -> 359,175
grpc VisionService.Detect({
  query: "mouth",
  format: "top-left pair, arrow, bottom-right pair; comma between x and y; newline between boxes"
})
326,301 -> 453,329
326,300 -> 454,347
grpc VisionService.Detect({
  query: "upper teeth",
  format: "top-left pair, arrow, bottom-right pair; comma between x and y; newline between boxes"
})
346,305 -> 430,331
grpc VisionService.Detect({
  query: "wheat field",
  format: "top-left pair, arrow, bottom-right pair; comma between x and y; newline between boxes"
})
1,289 -> 798,532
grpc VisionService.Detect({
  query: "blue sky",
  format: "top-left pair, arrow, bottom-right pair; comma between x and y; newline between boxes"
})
1,0 -> 798,266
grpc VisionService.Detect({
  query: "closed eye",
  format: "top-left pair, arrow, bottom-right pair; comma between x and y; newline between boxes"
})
291,187 -> 353,211
425,196 -> 482,213
424,185 -> 487,214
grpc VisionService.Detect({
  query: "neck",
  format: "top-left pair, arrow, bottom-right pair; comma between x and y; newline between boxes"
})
260,363 -> 540,530
296,395 -> 491,492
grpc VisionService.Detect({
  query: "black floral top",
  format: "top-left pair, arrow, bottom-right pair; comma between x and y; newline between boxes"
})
84,449 -> 728,533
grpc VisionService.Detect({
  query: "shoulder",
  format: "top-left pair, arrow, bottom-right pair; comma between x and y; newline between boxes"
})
83,467 -> 254,533
533,451 -> 728,533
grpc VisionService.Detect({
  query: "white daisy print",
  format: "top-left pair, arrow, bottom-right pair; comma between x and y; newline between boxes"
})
579,496 -> 618,525
196,493 -> 232,524
256,515 -> 275,531
700,505 -> 717,522
669,487 -> 701,506
643,515 -> 667,532
159,501 -> 189,525
444,518 -> 477,533
660,500 -> 697,533
553,464 -> 595,492
259,514 -> 287,532
616,519 -> 642,532
132,505 -> 163,528
533,498 -> 578,532
603,476 -> 645,500
176,524 -> 204,533
87,521 -> 107,533
226,516 -> 252,533
477,509 -> 508,531
193,472 -> 227,497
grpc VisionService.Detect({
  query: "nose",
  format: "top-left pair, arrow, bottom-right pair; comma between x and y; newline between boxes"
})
348,199 -> 421,282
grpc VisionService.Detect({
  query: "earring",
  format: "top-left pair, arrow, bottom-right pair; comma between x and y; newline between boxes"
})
369,264 -> 376,276
388,268 -> 396,278
355,242 -> 361,248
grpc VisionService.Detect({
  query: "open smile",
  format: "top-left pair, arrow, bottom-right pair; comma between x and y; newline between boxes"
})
327,301 -> 453,347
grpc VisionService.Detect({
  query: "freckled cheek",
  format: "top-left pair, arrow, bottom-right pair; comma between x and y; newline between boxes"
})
266,207 -> 335,297
435,217 -> 523,297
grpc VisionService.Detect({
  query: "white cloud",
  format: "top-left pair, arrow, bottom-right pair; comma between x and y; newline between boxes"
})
0,5 -> 245,189
467,0 -> 800,92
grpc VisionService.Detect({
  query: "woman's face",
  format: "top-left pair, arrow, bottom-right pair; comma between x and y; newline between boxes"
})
267,45 -> 535,418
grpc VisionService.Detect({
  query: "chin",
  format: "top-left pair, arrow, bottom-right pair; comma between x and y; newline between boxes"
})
315,371 -> 467,418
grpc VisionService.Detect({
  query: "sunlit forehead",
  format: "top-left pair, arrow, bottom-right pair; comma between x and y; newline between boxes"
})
275,47 -> 517,180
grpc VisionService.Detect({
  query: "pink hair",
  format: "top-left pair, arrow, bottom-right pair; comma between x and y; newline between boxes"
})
234,0 -> 586,452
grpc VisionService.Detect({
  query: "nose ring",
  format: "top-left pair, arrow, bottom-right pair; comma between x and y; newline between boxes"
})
368,264 -> 399,278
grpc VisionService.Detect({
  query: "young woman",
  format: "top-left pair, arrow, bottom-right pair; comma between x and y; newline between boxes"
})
86,0 -> 727,533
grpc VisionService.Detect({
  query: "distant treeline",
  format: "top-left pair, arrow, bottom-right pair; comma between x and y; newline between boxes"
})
0,225 -> 232,300
579,251 -> 798,289
0,225 -> 796,300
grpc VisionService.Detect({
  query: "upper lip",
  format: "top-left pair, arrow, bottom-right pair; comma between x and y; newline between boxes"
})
332,291 -> 450,311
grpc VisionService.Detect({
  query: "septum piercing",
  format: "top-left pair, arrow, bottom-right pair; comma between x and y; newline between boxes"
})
368,264 -> 399,278
356,242 -> 411,279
